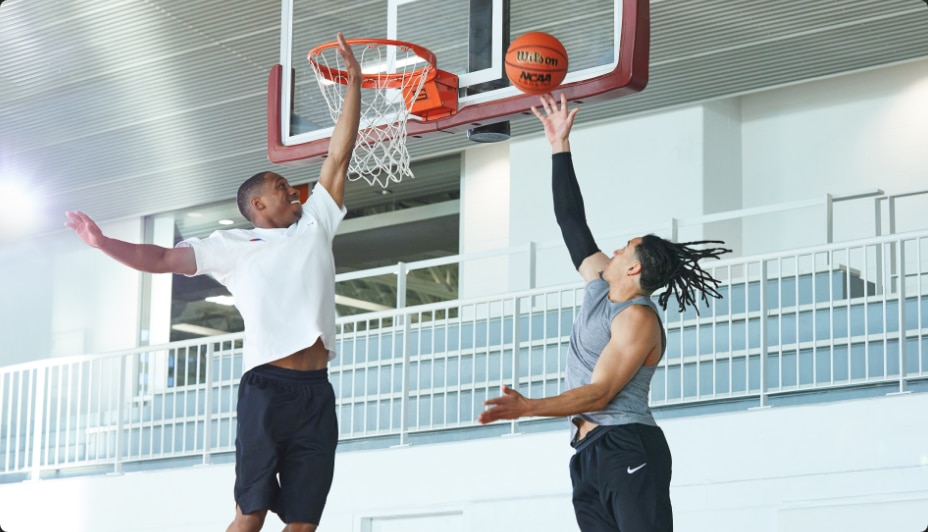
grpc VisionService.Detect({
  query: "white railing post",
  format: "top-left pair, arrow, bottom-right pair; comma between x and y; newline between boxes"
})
758,260 -> 769,408
895,240 -> 908,395
527,241 -> 536,290
29,367 -> 46,481
670,218 -> 678,242
201,343 -> 214,465
510,296 -> 521,435
396,261 -> 407,310
888,196 -> 897,235
397,262 -> 411,446
825,193 -> 834,244
874,197 -> 883,237
882,197 -> 896,297
113,356 -> 126,475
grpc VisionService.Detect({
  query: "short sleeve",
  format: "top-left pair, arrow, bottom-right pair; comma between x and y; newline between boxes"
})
176,230 -> 234,281
304,182 -> 347,239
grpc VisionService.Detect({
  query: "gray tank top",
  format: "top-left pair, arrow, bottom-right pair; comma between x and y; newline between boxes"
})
565,277 -> 666,442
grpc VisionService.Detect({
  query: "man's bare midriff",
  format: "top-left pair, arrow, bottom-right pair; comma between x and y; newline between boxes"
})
574,418 -> 599,442
269,337 -> 329,371
571,350 -> 663,443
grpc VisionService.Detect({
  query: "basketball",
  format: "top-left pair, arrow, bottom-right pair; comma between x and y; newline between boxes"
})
505,32 -> 569,95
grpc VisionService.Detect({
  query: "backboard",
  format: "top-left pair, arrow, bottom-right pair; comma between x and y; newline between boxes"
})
268,0 -> 649,166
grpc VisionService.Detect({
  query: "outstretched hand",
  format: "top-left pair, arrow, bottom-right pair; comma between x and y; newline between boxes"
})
64,210 -> 105,249
531,93 -> 579,151
334,32 -> 361,83
318,31 -> 362,208
478,384 -> 530,424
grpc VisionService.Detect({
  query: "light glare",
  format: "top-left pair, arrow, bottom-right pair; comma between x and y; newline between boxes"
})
0,181 -> 36,232
205,295 -> 236,306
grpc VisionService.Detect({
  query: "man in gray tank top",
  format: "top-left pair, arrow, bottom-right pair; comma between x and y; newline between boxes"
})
479,93 -> 731,532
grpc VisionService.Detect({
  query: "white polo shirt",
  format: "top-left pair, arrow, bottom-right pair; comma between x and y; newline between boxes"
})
177,183 -> 346,373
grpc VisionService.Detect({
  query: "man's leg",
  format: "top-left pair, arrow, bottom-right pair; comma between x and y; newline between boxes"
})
233,369 -> 284,528
227,505 -> 268,532
281,523 -> 316,532
570,448 -> 620,531
276,368 -> 338,528
605,425 -> 673,532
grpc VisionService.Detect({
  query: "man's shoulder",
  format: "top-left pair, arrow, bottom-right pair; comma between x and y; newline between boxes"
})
611,299 -> 660,329
208,227 -> 260,242
177,227 -> 264,251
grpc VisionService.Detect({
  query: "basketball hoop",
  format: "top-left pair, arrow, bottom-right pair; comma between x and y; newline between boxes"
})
309,38 -> 458,188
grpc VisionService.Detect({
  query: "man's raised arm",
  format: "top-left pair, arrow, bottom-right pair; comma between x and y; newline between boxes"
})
532,93 -> 608,281
317,32 -> 362,208
65,210 -> 196,275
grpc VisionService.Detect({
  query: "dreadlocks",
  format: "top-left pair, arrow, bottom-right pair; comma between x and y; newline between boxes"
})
635,234 -> 732,313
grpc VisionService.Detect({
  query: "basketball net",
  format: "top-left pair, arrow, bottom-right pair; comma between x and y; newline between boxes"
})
310,40 -> 434,188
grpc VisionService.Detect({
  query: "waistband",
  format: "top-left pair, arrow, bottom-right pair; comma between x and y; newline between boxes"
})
247,364 -> 329,384
571,425 -> 611,453
571,423 -> 659,454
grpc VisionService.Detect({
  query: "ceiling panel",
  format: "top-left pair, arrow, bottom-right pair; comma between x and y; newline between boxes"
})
1,0 -> 927,242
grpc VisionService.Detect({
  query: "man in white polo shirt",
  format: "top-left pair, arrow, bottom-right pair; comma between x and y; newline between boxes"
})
65,32 -> 360,532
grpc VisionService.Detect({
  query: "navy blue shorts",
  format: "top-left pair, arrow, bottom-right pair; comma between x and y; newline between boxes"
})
234,364 -> 338,525
569,423 -> 673,532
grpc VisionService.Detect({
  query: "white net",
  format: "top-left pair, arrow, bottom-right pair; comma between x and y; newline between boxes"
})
310,41 -> 433,188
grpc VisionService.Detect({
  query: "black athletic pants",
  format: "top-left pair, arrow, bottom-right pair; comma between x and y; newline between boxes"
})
569,423 -> 673,532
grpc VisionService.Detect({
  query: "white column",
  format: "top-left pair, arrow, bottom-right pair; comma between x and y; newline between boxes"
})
459,142 -> 512,298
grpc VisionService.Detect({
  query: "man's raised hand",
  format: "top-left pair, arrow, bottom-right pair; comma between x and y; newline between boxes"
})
531,92 -> 579,150
65,211 -> 105,249
335,32 -> 361,82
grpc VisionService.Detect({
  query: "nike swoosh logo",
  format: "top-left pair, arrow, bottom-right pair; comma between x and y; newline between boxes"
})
627,463 -> 647,474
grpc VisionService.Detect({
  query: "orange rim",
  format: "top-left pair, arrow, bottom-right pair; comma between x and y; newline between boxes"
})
308,38 -> 438,89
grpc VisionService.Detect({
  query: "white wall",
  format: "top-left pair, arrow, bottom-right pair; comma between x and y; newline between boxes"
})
0,218 -> 143,366
145,213 -> 177,345
741,58 -> 928,254
700,99 -> 743,251
0,236 -> 55,365
500,58 -> 928,271
507,106 -> 709,288
459,142 -> 513,298
1,392 -> 924,532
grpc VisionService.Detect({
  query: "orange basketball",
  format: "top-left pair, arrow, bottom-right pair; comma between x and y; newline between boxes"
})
505,32 -> 569,95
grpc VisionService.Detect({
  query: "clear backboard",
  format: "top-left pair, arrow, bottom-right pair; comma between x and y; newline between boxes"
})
268,0 -> 649,166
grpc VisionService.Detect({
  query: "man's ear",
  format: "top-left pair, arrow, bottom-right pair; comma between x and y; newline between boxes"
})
627,260 -> 642,276
251,196 -> 265,212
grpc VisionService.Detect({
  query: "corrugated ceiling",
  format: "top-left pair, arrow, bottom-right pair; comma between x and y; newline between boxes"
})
1,0 -> 927,241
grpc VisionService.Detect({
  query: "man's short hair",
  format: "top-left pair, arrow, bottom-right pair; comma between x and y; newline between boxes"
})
237,171 -> 270,222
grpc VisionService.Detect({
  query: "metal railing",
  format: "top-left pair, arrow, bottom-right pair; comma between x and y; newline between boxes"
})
2,230 -> 927,481
331,188 -> 927,314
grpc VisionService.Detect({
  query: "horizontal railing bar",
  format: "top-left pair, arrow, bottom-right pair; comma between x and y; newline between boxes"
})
879,189 -> 928,200
830,188 -> 885,201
